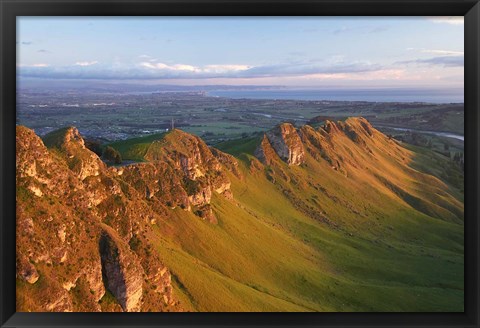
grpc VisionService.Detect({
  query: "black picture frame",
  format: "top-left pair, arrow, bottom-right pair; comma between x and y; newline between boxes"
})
1,0 -> 479,327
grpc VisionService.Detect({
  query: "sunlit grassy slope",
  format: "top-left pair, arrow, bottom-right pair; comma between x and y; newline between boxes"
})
110,122 -> 464,312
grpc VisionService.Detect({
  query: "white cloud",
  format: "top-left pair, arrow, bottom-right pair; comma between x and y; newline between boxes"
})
75,61 -> 98,66
16,63 -> 49,67
172,64 -> 197,72
421,49 -> 464,56
140,62 -> 170,70
428,16 -> 464,25
139,62 -> 250,74
18,60 -> 384,80
139,62 -> 198,72
203,64 -> 251,73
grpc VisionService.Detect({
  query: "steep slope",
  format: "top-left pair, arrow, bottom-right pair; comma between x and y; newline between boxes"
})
118,129 -> 233,223
254,117 -> 463,224
16,127 -> 178,312
16,117 -> 464,312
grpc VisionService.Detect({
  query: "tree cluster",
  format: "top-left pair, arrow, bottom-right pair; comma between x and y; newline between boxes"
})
102,146 -> 122,164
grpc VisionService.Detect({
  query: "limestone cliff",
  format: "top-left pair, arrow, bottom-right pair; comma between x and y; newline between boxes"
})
16,125 -> 238,311
121,129 -> 233,222
255,118 -> 396,176
99,227 -> 144,312
43,126 -> 106,181
264,123 -> 306,166
16,126 -> 179,312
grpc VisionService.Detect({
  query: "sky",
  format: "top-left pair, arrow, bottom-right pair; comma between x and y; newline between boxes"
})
16,16 -> 464,89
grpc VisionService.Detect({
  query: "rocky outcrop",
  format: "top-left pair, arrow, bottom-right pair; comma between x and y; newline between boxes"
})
255,123 -> 305,166
254,117 -> 396,177
298,117 -> 386,175
144,129 -> 222,175
130,232 -> 175,306
82,260 -> 106,302
187,182 -> 212,206
210,147 -> 243,179
322,117 -> 376,145
323,120 -> 341,135
122,129 -> 234,221
16,126 -> 82,200
15,117 -> 465,313
299,124 -> 343,172
254,134 -> 280,166
43,127 -> 106,181
99,229 -> 144,312
16,126 -> 178,312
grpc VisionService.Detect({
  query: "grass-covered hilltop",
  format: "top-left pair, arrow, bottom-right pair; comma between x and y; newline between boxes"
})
16,117 -> 464,312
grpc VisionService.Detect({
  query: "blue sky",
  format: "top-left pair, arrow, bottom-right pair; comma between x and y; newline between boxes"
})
17,16 -> 464,88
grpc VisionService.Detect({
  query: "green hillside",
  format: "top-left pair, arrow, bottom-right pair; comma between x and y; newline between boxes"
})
149,152 -> 463,311
114,121 -> 463,311
215,136 -> 262,158
107,132 -> 166,161
17,119 -> 464,312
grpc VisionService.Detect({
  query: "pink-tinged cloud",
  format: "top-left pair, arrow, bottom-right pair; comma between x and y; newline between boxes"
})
17,60 -> 384,80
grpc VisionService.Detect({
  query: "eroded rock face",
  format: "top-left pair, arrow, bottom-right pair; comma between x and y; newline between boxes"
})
188,183 -> 212,206
99,230 -> 144,312
121,129 -> 234,221
254,134 -> 279,166
144,129 -> 222,178
83,261 -> 106,302
299,124 -> 343,172
43,127 -> 106,181
255,123 -> 305,166
16,126 -> 82,200
323,120 -> 341,135
16,126 -> 178,312
210,148 -> 243,179
255,117 -> 393,178
267,123 -> 305,165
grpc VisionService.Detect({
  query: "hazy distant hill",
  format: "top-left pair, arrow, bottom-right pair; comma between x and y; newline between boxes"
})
16,117 -> 463,312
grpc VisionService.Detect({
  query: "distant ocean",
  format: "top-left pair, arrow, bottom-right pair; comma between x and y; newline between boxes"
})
207,89 -> 464,104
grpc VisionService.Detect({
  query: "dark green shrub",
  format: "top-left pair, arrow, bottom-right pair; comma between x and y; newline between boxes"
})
102,146 -> 122,164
